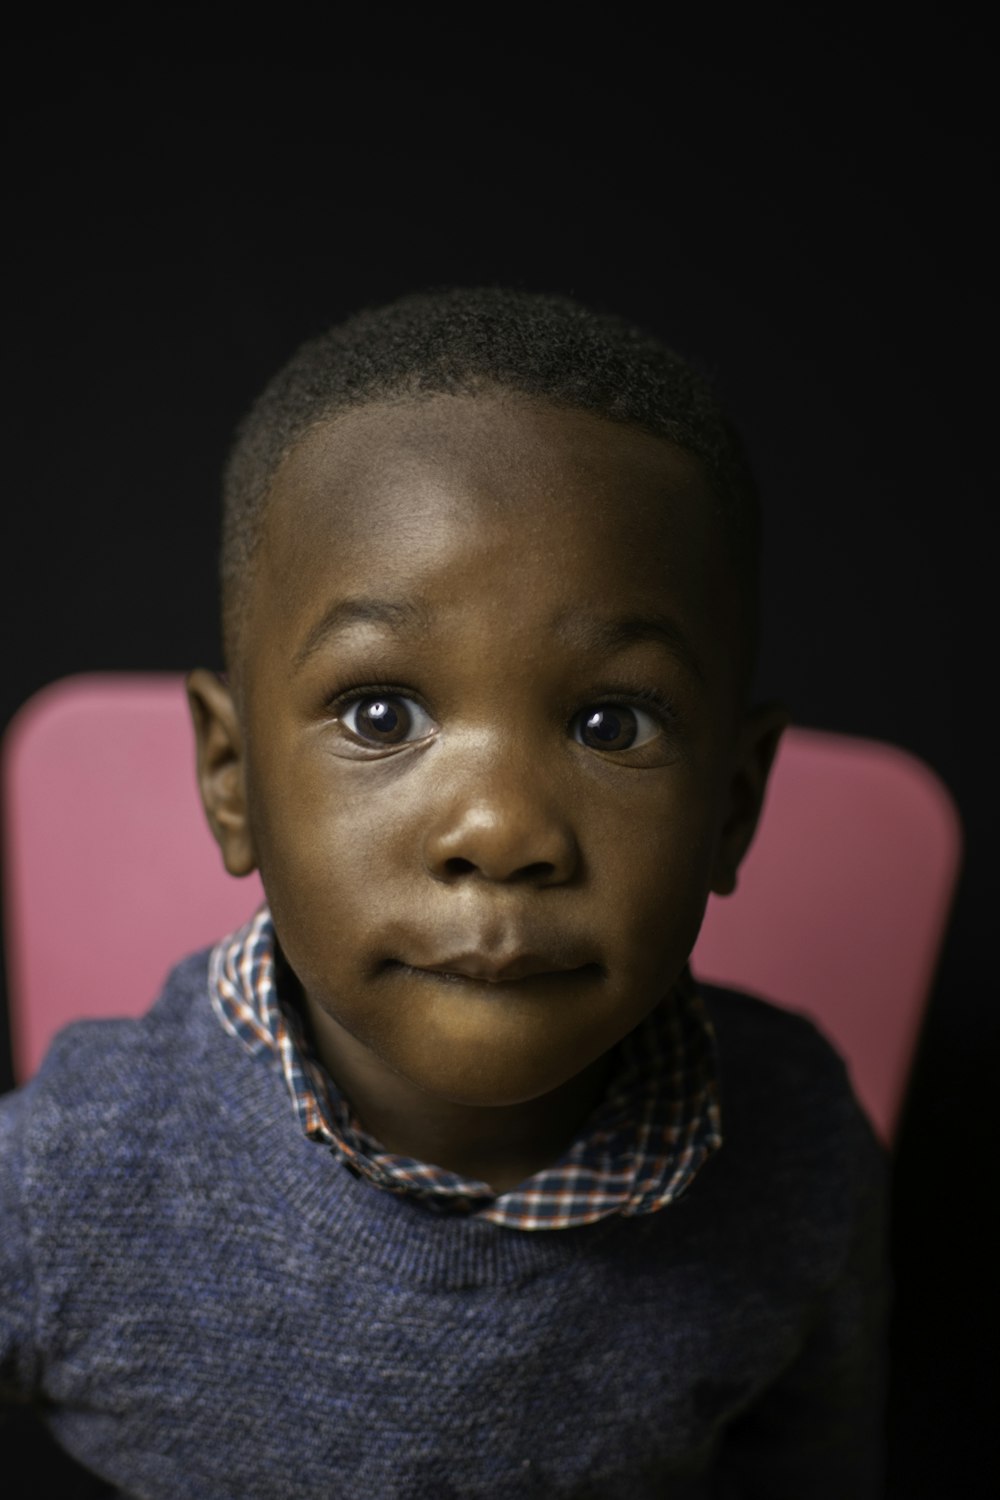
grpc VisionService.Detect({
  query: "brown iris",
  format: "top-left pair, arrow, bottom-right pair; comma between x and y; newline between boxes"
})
577,706 -> 638,751
352,696 -> 412,744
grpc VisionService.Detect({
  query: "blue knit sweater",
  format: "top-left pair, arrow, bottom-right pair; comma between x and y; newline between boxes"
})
0,951 -> 888,1498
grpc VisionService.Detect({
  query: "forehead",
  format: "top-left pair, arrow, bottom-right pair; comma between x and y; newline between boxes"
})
245,391 -> 742,688
271,389 -> 704,508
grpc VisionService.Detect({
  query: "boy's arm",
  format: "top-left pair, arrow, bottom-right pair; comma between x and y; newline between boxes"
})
0,1089 -> 40,1401
715,1121 -> 891,1500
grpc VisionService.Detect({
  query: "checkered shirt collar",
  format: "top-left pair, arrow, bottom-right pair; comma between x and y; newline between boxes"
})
209,907 -> 723,1231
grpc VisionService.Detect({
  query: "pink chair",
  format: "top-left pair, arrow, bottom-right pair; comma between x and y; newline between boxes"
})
2,674 -> 962,1144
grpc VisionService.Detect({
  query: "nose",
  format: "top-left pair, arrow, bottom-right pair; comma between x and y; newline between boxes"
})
422,768 -> 581,886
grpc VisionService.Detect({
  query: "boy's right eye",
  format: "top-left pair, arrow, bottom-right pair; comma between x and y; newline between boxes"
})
339,694 -> 436,747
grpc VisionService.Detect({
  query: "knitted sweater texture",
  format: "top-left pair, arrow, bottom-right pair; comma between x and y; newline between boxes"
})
0,951 -> 889,1499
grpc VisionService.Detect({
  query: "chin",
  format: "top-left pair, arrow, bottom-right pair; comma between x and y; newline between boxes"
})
408,1052 -> 606,1111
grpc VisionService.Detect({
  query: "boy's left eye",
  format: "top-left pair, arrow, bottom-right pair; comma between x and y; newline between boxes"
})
571,703 -> 660,752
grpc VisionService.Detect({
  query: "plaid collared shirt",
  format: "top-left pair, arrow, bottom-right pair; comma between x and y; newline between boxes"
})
209,907 -> 723,1231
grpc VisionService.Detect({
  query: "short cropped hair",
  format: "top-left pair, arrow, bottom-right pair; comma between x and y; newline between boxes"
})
221,287 -> 760,669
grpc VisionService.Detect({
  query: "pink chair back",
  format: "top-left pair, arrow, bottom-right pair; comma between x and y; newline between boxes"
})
3,675 -> 264,1086
3,674 -> 961,1143
694,726 -> 961,1142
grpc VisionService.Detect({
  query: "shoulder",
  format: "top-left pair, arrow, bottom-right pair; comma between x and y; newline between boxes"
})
24,945 -> 212,1083
0,947 -> 271,1321
694,979 -> 887,1268
0,949 -> 219,1188
699,979 -> 867,1129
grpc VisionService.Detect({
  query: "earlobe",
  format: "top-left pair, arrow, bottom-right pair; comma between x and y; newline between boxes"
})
710,703 -> 789,897
186,669 -> 258,878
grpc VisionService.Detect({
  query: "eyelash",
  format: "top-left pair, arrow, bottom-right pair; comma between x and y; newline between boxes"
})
326,681 -> 425,715
587,685 -> 679,725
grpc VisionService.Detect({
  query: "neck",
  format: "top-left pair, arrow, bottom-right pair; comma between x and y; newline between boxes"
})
350,1055 -> 616,1195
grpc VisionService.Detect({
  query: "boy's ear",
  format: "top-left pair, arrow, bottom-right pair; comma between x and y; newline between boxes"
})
710,703 -> 789,897
186,669 -> 257,878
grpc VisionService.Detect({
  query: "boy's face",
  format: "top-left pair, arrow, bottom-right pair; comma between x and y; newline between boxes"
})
192,391 -> 780,1116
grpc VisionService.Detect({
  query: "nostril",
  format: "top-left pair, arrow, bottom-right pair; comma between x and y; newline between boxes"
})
442,856 -> 558,883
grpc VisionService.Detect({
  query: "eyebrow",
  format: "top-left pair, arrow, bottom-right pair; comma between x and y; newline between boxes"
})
553,610 -> 706,681
293,596 -> 704,681
294,596 -> 431,668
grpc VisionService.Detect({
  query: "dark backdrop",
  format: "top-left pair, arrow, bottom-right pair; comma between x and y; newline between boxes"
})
2,21 -> 994,1496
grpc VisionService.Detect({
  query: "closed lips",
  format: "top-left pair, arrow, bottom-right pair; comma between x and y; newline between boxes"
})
393,955 -> 601,984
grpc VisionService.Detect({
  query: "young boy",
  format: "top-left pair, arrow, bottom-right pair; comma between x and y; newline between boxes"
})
0,289 -> 888,1497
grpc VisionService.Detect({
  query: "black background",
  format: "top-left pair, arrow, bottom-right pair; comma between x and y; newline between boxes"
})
2,16 -> 995,1495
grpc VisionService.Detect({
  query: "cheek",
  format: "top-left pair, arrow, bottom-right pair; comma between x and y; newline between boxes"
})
596,780 -> 724,955
245,749 -> 348,921
245,743 -> 420,972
